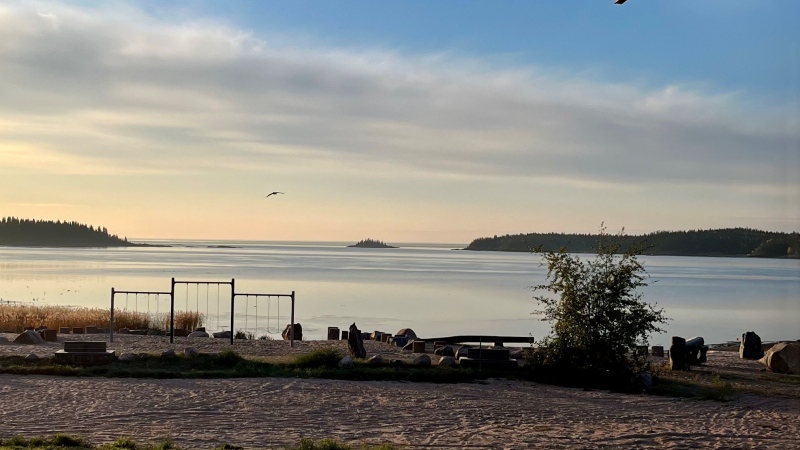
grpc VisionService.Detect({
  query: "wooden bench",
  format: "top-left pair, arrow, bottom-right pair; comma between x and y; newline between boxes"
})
54,341 -> 115,365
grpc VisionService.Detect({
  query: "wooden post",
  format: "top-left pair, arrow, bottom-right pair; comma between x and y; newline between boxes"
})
230,279 -> 235,345
290,291 -> 295,347
169,278 -> 176,344
109,288 -> 115,343
412,340 -> 426,353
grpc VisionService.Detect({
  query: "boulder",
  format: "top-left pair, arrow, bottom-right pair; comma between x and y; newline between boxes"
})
338,356 -> 354,369
454,345 -> 470,359
395,328 -> 417,340
118,353 -> 137,362
161,349 -> 176,359
669,336 -> 688,371
14,330 -> 45,345
213,331 -> 232,339
739,331 -> 764,359
412,354 -> 431,368
347,322 -> 367,359
188,331 -> 209,338
760,342 -> 800,375
438,356 -> 456,367
282,323 -> 303,341
434,345 -> 455,357
184,347 -> 199,358
0,337 -> 9,344
367,354 -> 384,366
25,353 -> 38,362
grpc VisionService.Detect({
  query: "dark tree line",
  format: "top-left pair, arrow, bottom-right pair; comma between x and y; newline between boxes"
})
0,217 -> 135,247
465,228 -> 799,258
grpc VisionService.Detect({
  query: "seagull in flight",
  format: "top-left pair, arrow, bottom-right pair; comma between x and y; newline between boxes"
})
264,191 -> 284,198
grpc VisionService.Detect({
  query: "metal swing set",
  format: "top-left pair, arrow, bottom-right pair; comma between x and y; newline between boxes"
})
109,277 -> 296,346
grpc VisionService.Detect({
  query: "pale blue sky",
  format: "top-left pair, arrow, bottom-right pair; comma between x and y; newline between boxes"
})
0,0 -> 797,241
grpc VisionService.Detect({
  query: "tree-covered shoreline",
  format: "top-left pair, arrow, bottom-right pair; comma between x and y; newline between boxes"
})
0,217 -> 149,248
464,228 -> 799,258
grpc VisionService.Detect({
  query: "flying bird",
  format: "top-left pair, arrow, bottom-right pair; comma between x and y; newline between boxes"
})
614,0 -> 628,4
264,191 -> 284,198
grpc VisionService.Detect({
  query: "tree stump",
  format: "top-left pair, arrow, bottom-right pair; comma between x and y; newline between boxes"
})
669,336 -> 688,371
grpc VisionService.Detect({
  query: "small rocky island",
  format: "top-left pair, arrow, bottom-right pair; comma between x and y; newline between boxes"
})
348,239 -> 398,249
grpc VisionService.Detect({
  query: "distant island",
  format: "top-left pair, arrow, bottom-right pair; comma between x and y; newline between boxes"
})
348,238 -> 398,249
0,217 -> 155,248
464,228 -> 799,258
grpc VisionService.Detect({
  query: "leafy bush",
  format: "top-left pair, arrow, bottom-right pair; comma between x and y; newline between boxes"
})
530,226 -> 668,383
291,349 -> 344,369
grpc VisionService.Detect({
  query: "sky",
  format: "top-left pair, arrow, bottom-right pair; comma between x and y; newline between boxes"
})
1,0 -> 798,243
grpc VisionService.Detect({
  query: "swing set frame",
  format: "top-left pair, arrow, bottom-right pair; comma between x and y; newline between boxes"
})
109,277 -> 296,346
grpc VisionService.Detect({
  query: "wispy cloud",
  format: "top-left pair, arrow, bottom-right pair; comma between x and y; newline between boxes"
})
1,1 -> 796,191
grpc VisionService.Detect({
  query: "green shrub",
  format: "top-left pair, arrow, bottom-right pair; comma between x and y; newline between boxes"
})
530,225 -> 668,385
291,349 -> 344,369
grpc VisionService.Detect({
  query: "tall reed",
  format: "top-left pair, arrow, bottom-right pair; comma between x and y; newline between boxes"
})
0,304 -> 203,332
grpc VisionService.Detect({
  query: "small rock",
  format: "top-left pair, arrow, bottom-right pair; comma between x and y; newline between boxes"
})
25,353 -> 38,362
213,331 -> 232,339
118,353 -> 137,362
390,359 -> 404,367
161,349 -> 176,359
188,331 -> 209,338
367,354 -> 384,366
412,354 -> 431,368
338,356 -> 354,369
438,356 -> 456,367
0,337 -> 9,344
434,345 -> 455,357
184,347 -> 199,358
14,330 -> 45,345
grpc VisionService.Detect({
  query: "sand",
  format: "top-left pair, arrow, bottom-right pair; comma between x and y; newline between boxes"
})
1,334 -> 800,449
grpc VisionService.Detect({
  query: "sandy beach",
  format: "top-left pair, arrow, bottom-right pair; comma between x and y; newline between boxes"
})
1,334 -> 799,449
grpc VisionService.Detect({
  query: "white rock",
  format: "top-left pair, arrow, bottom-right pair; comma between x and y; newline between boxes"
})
338,355 -> 354,369
437,356 -> 456,367
118,353 -> 137,362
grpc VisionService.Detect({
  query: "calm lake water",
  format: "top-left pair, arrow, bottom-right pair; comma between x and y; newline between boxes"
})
1,240 -> 798,347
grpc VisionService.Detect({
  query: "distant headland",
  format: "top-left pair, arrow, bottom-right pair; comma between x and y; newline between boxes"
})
0,217 -> 160,248
348,239 -> 397,249
463,228 -> 799,258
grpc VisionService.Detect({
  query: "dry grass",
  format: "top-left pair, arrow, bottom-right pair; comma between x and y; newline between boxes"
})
0,304 -> 203,332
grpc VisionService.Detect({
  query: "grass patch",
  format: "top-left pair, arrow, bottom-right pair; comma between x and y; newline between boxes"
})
289,348 -> 343,369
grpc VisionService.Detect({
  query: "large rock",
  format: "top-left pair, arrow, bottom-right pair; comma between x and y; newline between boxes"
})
14,330 -> 45,345
338,356 -> 354,369
347,322 -> 366,359
395,328 -> 417,340
188,331 -> 209,338
213,330 -> 232,339
760,342 -> 800,375
438,356 -> 456,367
118,353 -> 137,362
739,331 -> 764,359
669,336 -> 688,371
434,345 -> 455,357
282,323 -> 302,341
454,345 -> 470,359
184,347 -> 199,358
412,354 -> 431,368
367,354 -> 384,366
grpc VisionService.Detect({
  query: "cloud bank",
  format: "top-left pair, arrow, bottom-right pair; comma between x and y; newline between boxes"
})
0,1 -> 797,238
